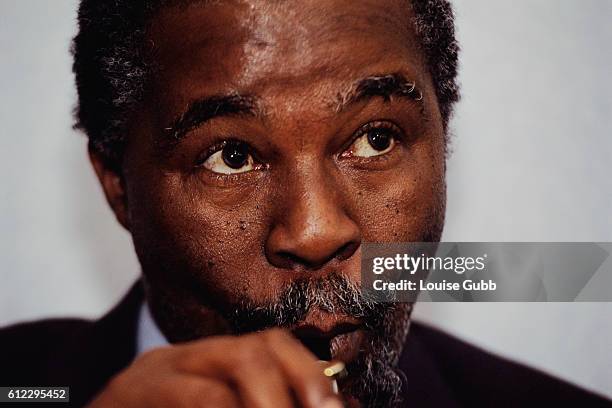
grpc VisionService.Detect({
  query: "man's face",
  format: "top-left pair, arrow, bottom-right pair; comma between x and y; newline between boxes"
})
112,0 -> 445,403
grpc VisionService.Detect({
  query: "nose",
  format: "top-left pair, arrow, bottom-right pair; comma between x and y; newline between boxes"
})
265,168 -> 361,271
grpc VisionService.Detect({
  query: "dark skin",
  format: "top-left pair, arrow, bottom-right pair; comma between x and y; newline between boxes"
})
88,0 -> 446,406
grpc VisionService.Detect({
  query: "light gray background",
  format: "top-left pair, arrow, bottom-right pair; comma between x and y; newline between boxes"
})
1,0 -> 611,398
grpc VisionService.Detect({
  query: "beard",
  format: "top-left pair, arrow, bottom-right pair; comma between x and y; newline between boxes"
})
217,272 -> 413,408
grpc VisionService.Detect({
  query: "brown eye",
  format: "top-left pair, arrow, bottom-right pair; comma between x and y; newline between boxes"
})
203,141 -> 256,174
344,122 -> 400,158
221,141 -> 249,169
366,128 -> 393,151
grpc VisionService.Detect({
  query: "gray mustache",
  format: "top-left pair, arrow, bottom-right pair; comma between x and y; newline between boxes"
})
225,272 -> 391,334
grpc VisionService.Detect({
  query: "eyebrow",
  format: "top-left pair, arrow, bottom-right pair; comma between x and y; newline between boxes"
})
335,72 -> 424,112
164,94 -> 261,141
161,73 -> 422,147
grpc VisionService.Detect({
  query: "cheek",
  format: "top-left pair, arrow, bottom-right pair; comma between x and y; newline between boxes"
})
126,171 -> 277,306
349,140 -> 446,242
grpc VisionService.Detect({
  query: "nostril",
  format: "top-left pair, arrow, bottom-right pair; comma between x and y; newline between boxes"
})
275,251 -> 331,270
274,240 -> 359,271
276,251 -> 308,269
334,241 -> 359,262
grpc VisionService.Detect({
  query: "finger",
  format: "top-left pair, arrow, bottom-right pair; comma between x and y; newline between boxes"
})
176,336 -> 294,408
263,329 -> 342,408
87,370 -> 241,408
174,376 -> 242,408
223,336 -> 294,408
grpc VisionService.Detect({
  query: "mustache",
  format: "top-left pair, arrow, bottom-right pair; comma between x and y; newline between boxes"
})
222,272 -> 392,334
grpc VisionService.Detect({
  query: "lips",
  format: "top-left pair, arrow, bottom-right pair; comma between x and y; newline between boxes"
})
292,320 -> 364,363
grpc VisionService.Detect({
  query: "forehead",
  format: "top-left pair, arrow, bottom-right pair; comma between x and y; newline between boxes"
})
148,0 -> 425,114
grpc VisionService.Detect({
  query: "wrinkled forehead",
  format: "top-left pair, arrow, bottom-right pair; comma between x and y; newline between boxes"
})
147,0 -> 423,93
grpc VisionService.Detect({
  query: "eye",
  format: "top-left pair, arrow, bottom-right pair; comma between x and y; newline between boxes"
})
343,122 -> 401,158
201,140 -> 256,174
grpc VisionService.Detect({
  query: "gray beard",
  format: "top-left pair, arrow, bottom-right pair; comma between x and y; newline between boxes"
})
222,273 -> 413,408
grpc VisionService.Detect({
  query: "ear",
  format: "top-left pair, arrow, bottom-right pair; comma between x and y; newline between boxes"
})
88,146 -> 131,231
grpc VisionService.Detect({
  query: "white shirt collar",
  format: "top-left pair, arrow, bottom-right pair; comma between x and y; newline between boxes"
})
136,301 -> 169,357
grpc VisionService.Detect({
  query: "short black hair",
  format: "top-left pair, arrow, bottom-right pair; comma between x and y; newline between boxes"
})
72,0 -> 459,165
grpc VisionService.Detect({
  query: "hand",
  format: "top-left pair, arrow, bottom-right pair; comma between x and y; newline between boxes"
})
86,328 -> 343,408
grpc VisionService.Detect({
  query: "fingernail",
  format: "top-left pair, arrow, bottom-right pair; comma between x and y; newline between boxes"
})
320,397 -> 343,408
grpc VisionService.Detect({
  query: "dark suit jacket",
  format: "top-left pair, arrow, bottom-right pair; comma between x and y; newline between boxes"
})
1,282 -> 610,407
